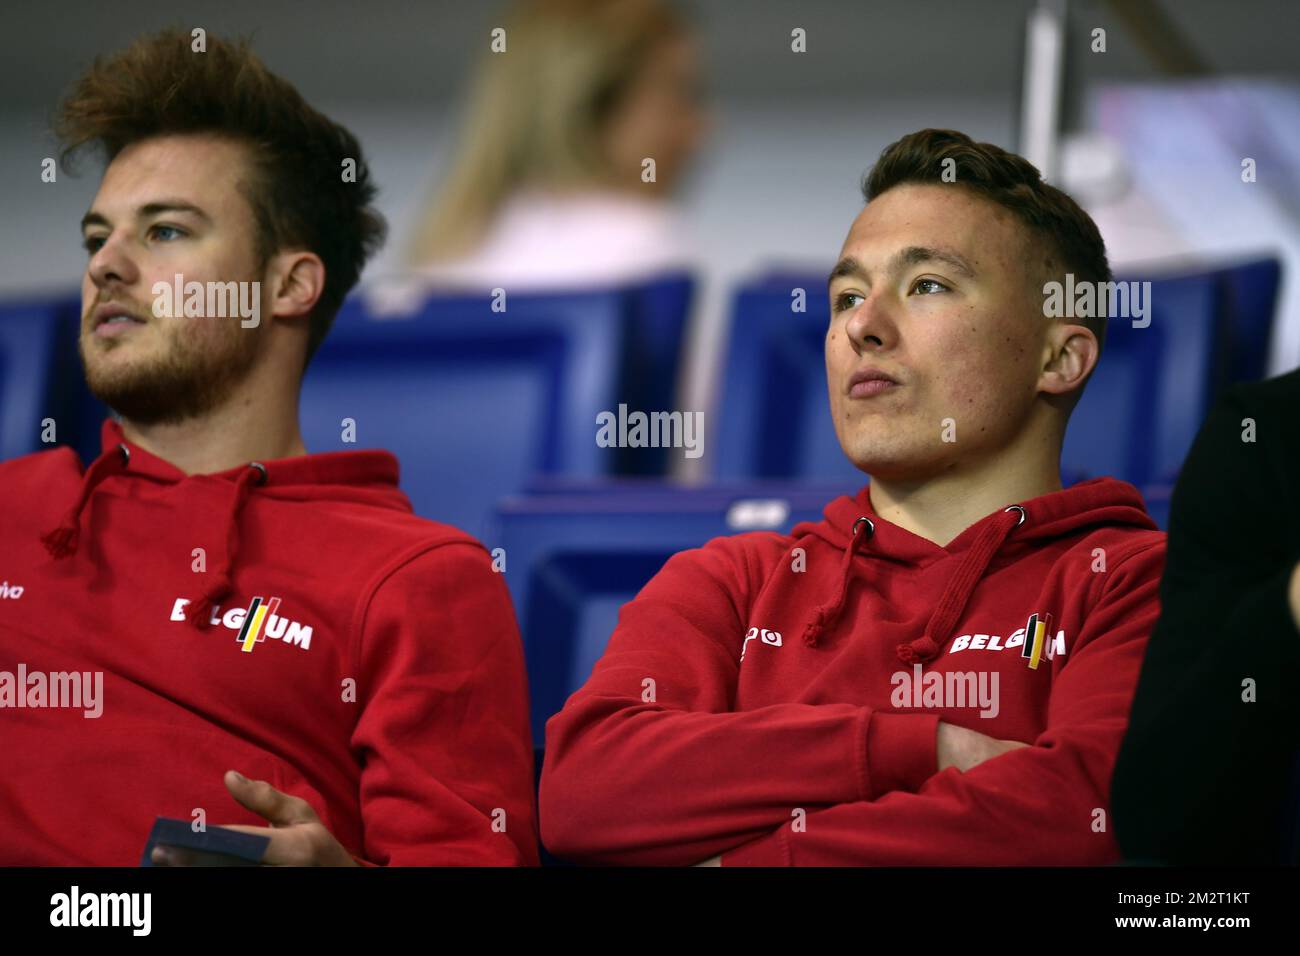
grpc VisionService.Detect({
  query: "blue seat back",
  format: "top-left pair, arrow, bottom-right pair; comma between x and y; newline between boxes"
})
302,290 -> 632,540
1063,271 -> 1219,486
496,481 -> 850,743
300,275 -> 693,539
713,283 -> 862,482
616,273 -> 695,475
0,296 -> 98,463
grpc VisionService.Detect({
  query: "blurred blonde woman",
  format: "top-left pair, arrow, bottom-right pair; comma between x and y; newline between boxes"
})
406,0 -> 708,290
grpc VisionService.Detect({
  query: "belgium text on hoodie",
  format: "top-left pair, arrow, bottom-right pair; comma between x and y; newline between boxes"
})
0,421 -> 537,865
540,478 -> 1164,865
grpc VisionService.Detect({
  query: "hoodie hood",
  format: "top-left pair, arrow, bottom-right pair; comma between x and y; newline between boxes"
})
40,419 -> 411,630
791,477 -> 1158,663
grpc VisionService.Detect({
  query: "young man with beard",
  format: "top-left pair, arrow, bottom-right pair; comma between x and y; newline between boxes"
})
540,129 -> 1166,866
0,30 -> 537,866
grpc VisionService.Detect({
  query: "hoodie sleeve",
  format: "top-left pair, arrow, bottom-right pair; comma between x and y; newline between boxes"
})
540,535 -> 941,867
350,541 -> 538,866
721,539 -> 1165,866
1112,386 -> 1300,864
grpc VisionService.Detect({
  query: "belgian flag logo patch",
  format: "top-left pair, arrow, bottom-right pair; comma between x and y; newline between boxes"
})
1020,611 -> 1053,670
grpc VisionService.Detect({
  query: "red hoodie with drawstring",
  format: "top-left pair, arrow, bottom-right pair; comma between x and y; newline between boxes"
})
540,477 -> 1165,866
0,421 -> 538,866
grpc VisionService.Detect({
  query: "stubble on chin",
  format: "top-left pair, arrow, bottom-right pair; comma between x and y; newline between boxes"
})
80,320 -> 259,426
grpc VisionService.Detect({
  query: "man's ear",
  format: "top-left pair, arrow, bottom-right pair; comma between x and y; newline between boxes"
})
1038,322 -> 1099,400
265,250 -> 325,321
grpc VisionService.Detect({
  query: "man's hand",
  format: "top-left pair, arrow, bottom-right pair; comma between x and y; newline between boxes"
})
936,721 -> 1029,773
150,770 -> 360,867
689,723 -> 1029,866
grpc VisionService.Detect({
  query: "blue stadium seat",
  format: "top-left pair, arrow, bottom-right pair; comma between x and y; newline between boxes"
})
0,306 -> 60,462
300,275 -> 692,541
712,282 -> 862,482
495,481 -> 850,743
1062,270 -> 1220,486
0,295 -> 95,463
606,272 -> 695,476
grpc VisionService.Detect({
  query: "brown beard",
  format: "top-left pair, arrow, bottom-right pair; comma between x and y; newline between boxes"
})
79,317 -> 260,426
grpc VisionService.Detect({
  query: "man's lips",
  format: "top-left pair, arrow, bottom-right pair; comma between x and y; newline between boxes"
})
847,367 -> 902,398
90,304 -> 147,338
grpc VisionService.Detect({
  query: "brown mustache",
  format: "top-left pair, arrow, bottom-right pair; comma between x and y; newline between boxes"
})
83,297 -> 151,328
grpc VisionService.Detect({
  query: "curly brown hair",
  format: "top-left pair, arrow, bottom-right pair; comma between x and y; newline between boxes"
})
863,128 -> 1111,356
54,28 -> 386,364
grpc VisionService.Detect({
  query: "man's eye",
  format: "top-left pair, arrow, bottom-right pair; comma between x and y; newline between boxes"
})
149,224 -> 185,241
911,278 -> 948,295
82,236 -> 106,254
833,292 -> 863,313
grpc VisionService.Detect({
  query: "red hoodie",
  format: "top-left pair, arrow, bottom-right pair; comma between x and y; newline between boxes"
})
540,477 -> 1165,865
0,421 -> 537,866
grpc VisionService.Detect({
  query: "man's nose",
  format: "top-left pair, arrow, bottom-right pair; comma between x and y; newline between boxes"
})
844,291 -> 897,352
87,232 -> 140,290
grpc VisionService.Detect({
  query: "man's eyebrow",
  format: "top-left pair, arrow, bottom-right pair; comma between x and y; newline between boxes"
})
80,200 -> 212,233
80,211 -> 110,233
827,256 -> 867,287
891,245 -> 976,278
828,246 -> 977,287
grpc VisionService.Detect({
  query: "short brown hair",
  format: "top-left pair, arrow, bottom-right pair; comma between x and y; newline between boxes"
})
863,128 -> 1111,358
54,28 -> 386,364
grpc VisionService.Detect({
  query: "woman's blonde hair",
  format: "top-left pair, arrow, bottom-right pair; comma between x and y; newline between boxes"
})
408,0 -> 685,265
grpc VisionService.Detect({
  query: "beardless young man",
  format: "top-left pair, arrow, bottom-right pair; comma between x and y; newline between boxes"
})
540,129 -> 1165,866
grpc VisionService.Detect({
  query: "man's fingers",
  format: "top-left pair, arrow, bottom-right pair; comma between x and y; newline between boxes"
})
222,823 -> 351,866
224,770 -> 318,826
219,824 -> 307,865
219,824 -> 275,836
